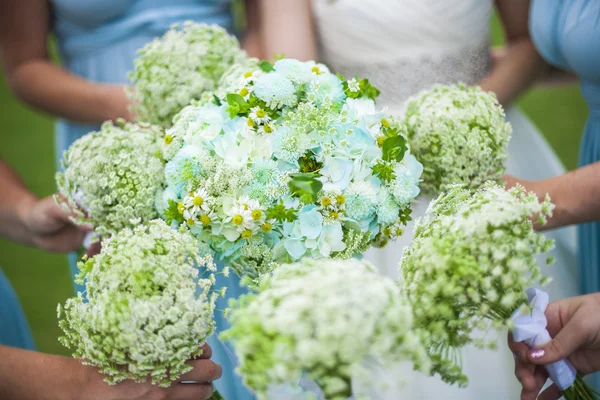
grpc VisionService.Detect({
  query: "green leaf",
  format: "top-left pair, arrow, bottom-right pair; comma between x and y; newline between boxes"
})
212,94 -> 222,106
372,162 -> 395,182
382,135 -> 408,162
258,60 -> 274,72
226,93 -> 249,117
298,152 -> 323,173
164,199 -> 184,225
266,202 -> 297,222
288,173 -> 323,203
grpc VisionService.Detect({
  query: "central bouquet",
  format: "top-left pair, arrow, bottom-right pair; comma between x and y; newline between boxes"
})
158,58 -> 422,284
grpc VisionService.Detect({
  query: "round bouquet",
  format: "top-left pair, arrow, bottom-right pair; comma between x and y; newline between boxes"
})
223,258 -> 431,400
158,58 -> 423,284
55,121 -> 164,239
58,220 -> 218,387
128,21 -> 246,127
404,84 -> 512,195
399,182 -> 554,385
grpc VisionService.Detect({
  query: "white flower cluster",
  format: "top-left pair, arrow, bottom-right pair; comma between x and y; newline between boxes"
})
404,84 -> 512,194
58,220 -> 218,387
223,258 -> 431,400
158,58 -> 423,285
399,182 -> 554,386
128,21 -> 246,127
55,121 -> 164,239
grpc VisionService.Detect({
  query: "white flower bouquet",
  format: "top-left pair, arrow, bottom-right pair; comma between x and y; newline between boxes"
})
222,258 -> 431,400
158,58 -> 423,285
55,120 -> 164,239
404,84 -> 512,195
399,182 -> 554,386
128,21 -> 247,127
58,220 -> 219,387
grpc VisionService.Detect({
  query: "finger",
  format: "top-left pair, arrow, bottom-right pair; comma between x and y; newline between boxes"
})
508,333 -> 531,359
526,318 -> 587,365
173,382 -> 214,400
520,366 -> 548,400
196,343 -> 212,360
515,357 -> 537,393
180,360 -> 222,383
45,197 -> 94,230
538,383 -> 562,400
84,240 -> 102,258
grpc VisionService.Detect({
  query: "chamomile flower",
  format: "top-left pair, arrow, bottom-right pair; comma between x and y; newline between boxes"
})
226,205 -> 254,232
257,122 -> 275,135
183,188 -> 211,215
249,106 -> 271,124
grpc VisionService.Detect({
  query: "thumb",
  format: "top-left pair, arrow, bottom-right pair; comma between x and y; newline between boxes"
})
526,321 -> 586,365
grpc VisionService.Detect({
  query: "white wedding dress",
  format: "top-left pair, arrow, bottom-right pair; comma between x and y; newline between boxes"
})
312,0 -> 579,398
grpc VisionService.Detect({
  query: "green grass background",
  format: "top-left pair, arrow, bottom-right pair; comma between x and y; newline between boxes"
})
0,16 -> 590,356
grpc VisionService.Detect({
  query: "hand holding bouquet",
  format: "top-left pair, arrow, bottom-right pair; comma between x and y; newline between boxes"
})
58,220 -> 219,387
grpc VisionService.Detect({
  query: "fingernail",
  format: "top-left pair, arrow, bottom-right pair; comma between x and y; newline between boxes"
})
529,349 -> 545,359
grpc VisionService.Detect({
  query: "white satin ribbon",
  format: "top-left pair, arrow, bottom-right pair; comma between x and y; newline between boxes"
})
511,288 -> 576,391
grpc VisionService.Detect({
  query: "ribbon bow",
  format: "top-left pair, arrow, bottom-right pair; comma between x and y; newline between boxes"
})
511,288 -> 576,391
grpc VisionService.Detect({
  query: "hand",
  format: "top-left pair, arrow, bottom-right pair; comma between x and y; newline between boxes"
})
86,344 -> 221,400
508,293 -> 600,400
100,84 -> 136,122
18,195 -> 92,253
502,175 -> 535,191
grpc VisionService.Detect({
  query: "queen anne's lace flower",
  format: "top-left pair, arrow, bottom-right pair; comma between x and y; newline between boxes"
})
399,182 -> 554,386
58,220 -> 218,387
128,21 -> 246,127
55,121 -> 164,239
404,84 -> 512,194
223,258 -> 431,400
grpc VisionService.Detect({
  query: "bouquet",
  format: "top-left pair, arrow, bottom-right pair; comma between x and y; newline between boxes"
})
128,21 -> 246,127
399,182 -> 554,385
404,84 -> 512,195
399,182 -> 597,398
158,58 -> 423,285
58,220 -> 219,387
56,121 -> 164,239
223,258 -> 431,400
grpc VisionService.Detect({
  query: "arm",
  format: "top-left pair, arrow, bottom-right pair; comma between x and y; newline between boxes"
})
0,345 -> 220,400
504,162 -> 600,230
0,0 -> 132,124
0,159 -> 89,252
478,0 -> 549,106
242,0 -> 264,58
258,0 -> 317,61
490,47 -> 578,87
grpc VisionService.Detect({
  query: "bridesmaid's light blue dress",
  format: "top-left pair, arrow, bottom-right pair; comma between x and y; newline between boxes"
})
0,268 -> 35,350
530,0 -> 600,391
52,1 -> 254,398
